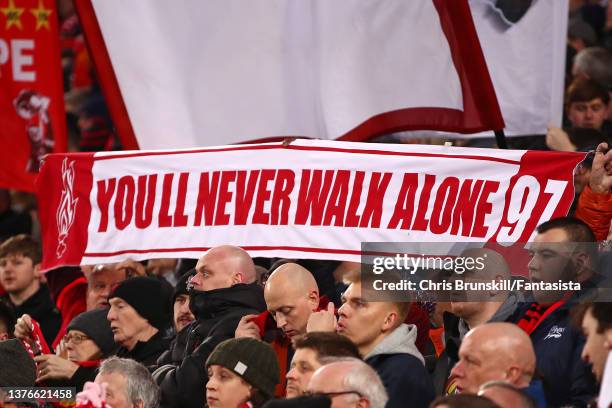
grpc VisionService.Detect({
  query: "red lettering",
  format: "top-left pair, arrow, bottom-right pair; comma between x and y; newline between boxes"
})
472,181 -> 500,237
215,171 -> 236,225
387,173 -> 419,229
360,172 -> 392,228
411,174 -> 436,231
135,175 -> 157,229
253,170 -> 276,224
295,170 -> 334,225
450,180 -> 483,236
430,177 -> 459,234
271,170 -> 294,225
114,176 -> 135,230
173,173 -> 189,227
194,172 -> 220,226
324,170 -> 350,226
345,172 -> 365,228
158,174 -> 174,227
97,178 -> 116,232
234,170 -> 260,225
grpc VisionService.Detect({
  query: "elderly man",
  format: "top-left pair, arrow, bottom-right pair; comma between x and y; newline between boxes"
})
85,263 -> 127,310
108,276 -> 172,365
95,357 -> 160,408
234,263 -> 329,396
307,357 -> 388,408
157,245 -> 266,408
450,323 -> 536,394
286,332 -> 360,398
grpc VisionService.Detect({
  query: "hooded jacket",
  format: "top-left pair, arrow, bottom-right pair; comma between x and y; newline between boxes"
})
365,324 -> 434,408
157,283 -> 266,408
508,299 -> 598,407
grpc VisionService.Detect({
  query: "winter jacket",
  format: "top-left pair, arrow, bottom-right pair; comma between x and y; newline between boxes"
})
157,283 -> 266,408
508,300 -> 598,407
575,185 -> 612,241
6,285 -> 62,346
365,324 -> 435,408
116,330 -> 170,368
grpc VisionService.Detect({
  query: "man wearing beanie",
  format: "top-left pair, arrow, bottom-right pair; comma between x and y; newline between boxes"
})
157,245 -> 266,408
156,270 -> 196,367
108,276 -> 172,366
206,337 -> 280,408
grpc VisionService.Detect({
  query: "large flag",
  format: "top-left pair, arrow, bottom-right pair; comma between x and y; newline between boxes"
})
76,0 -> 504,150
36,139 -> 583,271
468,0 -> 568,137
0,0 -> 66,192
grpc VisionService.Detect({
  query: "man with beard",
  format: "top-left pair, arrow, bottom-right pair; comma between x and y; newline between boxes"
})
156,245 -> 266,408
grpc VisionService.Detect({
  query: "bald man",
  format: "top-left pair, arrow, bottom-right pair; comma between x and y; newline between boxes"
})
435,248 -> 519,394
234,262 -> 327,396
478,382 -> 537,408
157,245 -> 265,408
450,323 -> 536,394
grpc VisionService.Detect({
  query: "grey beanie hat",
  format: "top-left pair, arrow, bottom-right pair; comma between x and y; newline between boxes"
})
0,339 -> 36,386
67,308 -> 116,357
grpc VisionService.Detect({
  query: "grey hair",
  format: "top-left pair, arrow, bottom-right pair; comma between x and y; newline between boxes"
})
318,357 -> 388,408
98,357 -> 160,408
478,380 -> 536,408
574,47 -> 612,88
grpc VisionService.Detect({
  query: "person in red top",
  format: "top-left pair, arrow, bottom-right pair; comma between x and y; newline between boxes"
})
235,263 -> 327,397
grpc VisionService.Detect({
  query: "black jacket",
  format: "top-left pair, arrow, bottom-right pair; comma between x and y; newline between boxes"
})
157,283 -> 266,408
508,300 -> 598,407
117,330 -> 170,368
8,285 -> 62,346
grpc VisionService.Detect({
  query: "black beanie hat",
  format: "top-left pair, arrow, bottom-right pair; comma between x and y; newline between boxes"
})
206,338 -> 280,399
67,308 -> 116,356
173,269 -> 194,303
262,396 -> 331,408
0,339 -> 36,386
109,276 -> 171,331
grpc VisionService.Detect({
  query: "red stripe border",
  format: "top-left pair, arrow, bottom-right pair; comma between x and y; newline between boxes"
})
84,245 -> 363,257
93,143 -> 521,165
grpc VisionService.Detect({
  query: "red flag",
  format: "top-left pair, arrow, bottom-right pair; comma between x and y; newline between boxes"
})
0,0 -> 66,192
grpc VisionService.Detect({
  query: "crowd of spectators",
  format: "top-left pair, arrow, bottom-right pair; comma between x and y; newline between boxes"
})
3,1 -> 612,408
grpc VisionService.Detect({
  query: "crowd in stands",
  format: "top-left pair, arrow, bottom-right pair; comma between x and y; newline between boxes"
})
3,1 -> 612,408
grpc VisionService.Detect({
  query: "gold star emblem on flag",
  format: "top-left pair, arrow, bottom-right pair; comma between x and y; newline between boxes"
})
1,0 -> 25,30
30,0 -> 52,30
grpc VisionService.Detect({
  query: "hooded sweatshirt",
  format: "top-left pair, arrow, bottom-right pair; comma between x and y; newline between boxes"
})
365,324 -> 435,408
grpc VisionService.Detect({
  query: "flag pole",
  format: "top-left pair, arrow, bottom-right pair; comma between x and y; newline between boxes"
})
494,130 -> 508,149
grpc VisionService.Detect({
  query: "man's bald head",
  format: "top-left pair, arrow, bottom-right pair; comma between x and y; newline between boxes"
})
450,323 -> 535,393
264,263 -> 319,340
190,245 -> 256,291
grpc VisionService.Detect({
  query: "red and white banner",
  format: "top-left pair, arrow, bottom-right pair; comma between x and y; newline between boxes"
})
76,0 -> 503,150
37,139 -> 583,271
0,0 -> 66,192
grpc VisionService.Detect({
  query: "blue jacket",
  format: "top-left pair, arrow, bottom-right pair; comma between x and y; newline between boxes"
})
365,324 -> 435,408
508,301 -> 598,407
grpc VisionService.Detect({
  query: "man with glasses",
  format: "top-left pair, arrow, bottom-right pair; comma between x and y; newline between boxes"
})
307,357 -> 387,408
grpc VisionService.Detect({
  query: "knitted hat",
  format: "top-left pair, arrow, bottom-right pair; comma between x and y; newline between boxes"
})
173,270 -> 194,303
67,308 -> 117,357
262,396 -> 331,408
206,338 -> 280,399
0,339 -> 36,386
109,276 -> 171,331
